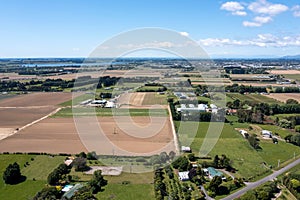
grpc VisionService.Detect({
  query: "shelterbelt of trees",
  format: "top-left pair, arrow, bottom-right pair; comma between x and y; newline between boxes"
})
0,76 -> 120,92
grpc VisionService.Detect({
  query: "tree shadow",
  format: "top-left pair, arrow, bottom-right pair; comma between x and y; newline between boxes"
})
6,175 -> 27,185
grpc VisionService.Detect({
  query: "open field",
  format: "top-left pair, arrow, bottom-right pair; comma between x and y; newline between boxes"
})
0,154 -> 64,200
283,74 -> 300,82
0,117 -> 87,154
0,115 -> 174,155
0,92 -> 78,140
267,70 -> 300,75
52,107 -> 168,117
176,121 -> 300,180
265,93 -> 300,103
97,183 -> 155,200
141,92 -> 167,105
118,92 -> 145,107
0,92 -> 74,107
226,93 -> 281,104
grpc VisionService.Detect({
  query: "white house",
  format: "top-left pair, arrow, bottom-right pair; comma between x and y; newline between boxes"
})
178,171 -> 189,181
261,130 -> 272,138
239,130 -> 248,138
181,146 -> 191,153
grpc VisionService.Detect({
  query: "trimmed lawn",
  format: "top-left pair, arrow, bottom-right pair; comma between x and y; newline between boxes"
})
97,183 -> 155,200
22,155 -> 65,180
0,154 -> 64,200
259,124 -> 295,138
0,180 -> 45,200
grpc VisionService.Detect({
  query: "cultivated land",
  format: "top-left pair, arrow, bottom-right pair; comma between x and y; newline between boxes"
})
0,117 -> 87,154
0,92 -> 78,140
267,70 -> 300,75
265,93 -> 300,103
0,115 -> 174,156
226,93 -> 281,104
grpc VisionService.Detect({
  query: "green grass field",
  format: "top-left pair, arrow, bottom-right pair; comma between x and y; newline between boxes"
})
142,93 -> 167,105
52,107 -> 168,117
59,93 -> 94,106
175,121 -> 300,180
97,183 -> 155,200
0,154 -> 65,200
226,93 -> 280,104
283,74 -> 300,82
259,124 -> 295,138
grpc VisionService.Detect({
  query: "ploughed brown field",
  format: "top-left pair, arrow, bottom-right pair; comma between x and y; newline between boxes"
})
0,92 -> 77,140
265,93 -> 300,103
0,116 -> 175,155
0,92 -> 74,107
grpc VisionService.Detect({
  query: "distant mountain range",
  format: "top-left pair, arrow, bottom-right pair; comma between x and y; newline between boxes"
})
281,54 -> 300,59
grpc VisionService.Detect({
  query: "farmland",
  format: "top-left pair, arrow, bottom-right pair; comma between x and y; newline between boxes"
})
266,93 -> 300,103
226,93 -> 281,104
175,121 -> 300,181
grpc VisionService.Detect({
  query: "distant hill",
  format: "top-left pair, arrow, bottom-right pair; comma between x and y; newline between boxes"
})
281,54 -> 300,59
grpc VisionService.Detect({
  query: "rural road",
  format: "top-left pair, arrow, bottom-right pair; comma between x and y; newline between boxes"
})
221,158 -> 300,200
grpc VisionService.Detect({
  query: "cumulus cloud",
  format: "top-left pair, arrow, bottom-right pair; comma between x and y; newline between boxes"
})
221,1 -> 247,16
243,16 -> 272,27
199,34 -> 300,48
292,5 -> 300,17
221,0 -> 289,27
179,32 -> 189,37
248,0 -> 288,15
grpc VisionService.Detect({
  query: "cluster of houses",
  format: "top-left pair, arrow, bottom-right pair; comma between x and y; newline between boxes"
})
80,99 -> 116,108
176,103 -> 218,113
178,166 -> 225,181
239,129 -> 273,139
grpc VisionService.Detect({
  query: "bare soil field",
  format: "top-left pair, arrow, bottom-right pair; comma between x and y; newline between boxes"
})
0,72 -> 36,80
0,92 -> 74,107
267,70 -> 300,75
0,117 -> 87,154
264,93 -> 300,103
0,92 -> 77,139
0,116 -> 175,155
117,92 -> 145,107
44,69 -> 162,80
0,107 -> 56,128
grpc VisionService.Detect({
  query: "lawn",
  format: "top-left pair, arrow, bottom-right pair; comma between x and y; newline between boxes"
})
0,154 -> 65,200
259,124 -> 295,138
97,183 -> 155,200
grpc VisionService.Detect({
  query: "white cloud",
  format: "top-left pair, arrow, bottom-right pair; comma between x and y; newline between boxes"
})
179,32 -> 189,37
243,15 -> 273,27
233,10 -> 247,16
243,21 -> 262,27
221,1 -> 247,16
221,0 -> 289,27
292,5 -> 300,17
199,34 -> 300,48
248,0 -> 288,16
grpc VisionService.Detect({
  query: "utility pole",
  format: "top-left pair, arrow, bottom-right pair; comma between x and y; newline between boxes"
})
278,159 -> 280,168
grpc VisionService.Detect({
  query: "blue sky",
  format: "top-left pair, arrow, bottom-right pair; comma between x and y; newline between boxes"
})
1,0 -> 300,58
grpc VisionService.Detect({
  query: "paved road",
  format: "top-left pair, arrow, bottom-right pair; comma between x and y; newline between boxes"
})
221,158 -> 300,200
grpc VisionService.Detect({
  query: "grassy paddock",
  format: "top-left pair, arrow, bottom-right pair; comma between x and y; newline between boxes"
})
0,154 -> 65,200
52,107 -> 168,117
